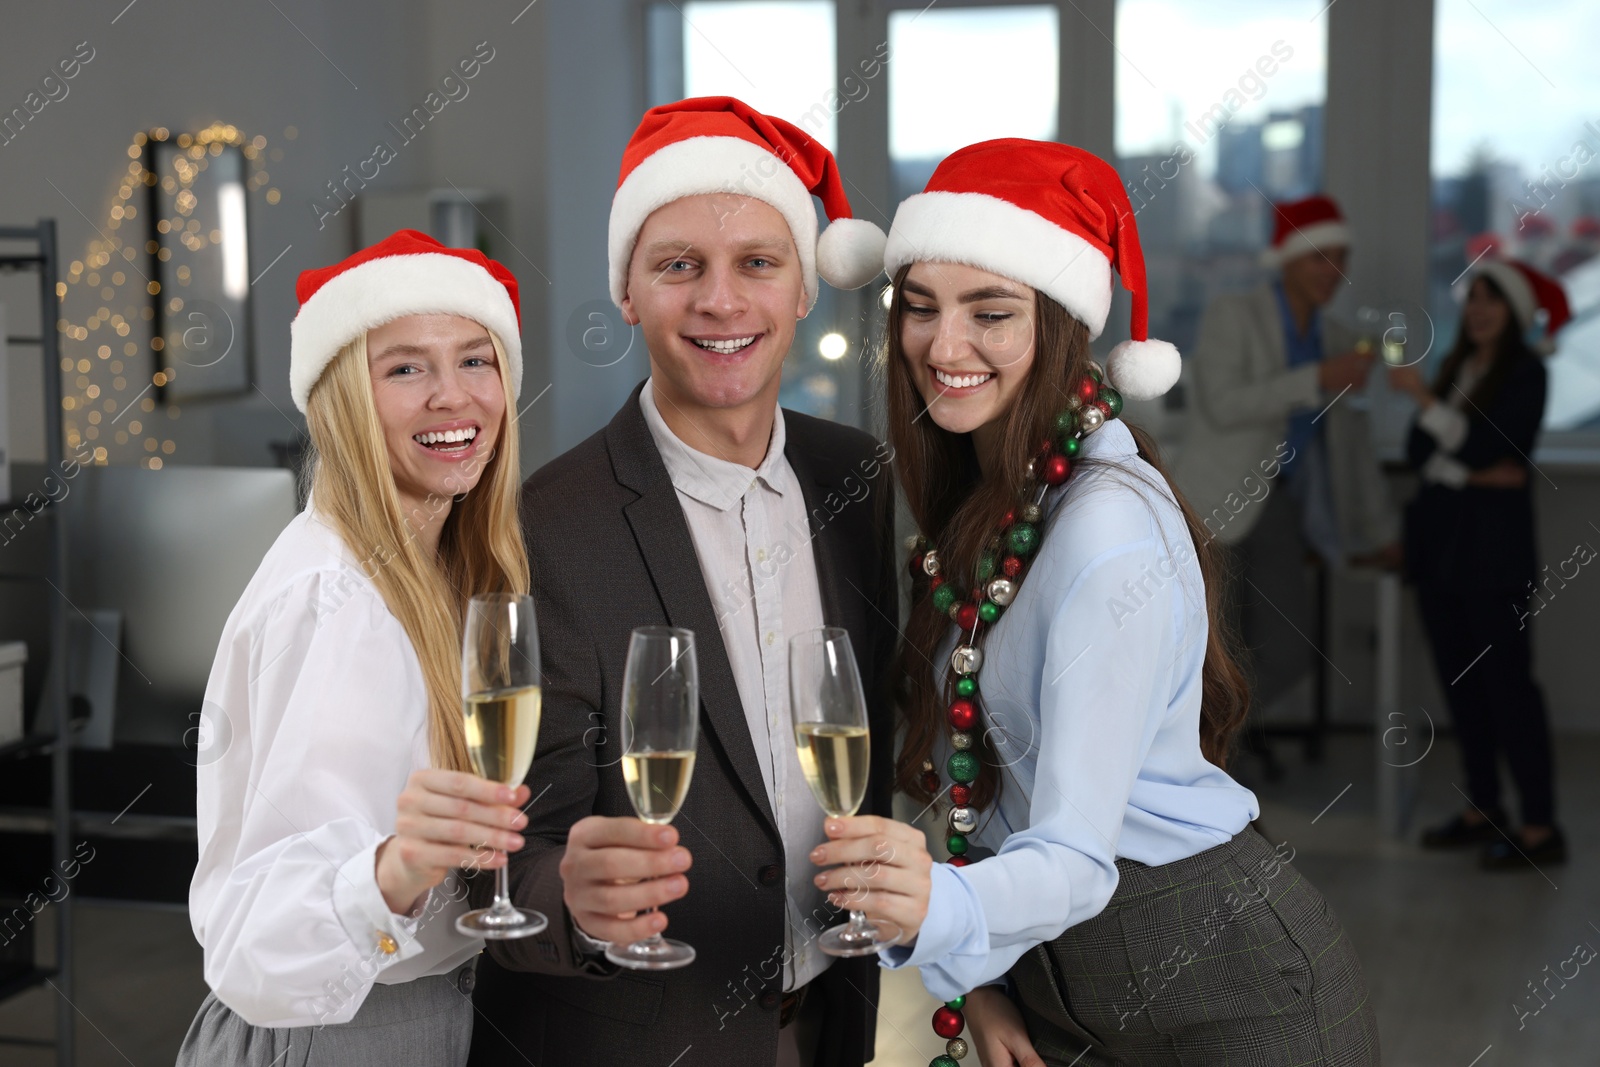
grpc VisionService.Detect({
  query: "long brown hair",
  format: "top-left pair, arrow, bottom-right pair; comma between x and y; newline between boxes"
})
884,265 -> 1251,809
1431,273 -> 1539,410
303,329 -> 529,772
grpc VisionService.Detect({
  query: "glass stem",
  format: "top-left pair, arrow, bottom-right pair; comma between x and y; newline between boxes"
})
635,906 -> 664,947
848,909 -> 871,931
491,863 -> 515,915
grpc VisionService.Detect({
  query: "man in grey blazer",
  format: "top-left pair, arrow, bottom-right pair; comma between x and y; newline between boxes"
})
1173,194 -> 1398,715
468,98 -> 897,1067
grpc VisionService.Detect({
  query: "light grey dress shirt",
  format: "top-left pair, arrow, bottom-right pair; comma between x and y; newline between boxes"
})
639,378 -> 833,993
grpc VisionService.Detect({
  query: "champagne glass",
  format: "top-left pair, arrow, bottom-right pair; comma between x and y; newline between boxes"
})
606,626 -> 700,970
455,593 -> 548,939
789,627 -> 901,956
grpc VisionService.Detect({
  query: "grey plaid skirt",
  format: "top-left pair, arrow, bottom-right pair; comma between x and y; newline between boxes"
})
1011,829 -> 1380,1065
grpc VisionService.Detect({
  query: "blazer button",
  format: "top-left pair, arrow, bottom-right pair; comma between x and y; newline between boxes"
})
759,989 -> 780,1011
758,864 -> 781,886
457,966 -> 476,994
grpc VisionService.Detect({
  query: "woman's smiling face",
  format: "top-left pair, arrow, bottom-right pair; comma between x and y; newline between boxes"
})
898,261 -> 1038,437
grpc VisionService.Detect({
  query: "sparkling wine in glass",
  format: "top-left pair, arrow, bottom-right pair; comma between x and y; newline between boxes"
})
789,626 -> 900,956
455,593 -> 548,939
606,626 -> 699,970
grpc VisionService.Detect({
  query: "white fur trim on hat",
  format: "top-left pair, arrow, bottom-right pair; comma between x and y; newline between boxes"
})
1473,261 -> 1538,333
609,135 -> 819,308
290,252 -> 522,412
1107,339 -> 1181,401
817,216 -> 887,291
1262,219 -> 1351,268
885,191 -> 1114,338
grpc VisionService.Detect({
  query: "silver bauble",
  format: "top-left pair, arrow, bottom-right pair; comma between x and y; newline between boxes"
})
949,806 -> 978,834
985,577 -> 1017,606
922,550 -> 941,576
951,644 -> 983,675
1079,405 -> 1106,433
947,1037 -> 970,1060
1021,503 -> 1043,524
951,731 -> 973,751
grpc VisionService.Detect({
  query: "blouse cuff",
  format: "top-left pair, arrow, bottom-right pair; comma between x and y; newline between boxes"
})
1417,402 -> 1469,453
1421,452 -> 1470,489
331,839 -> 427,968
878,862 -> 971,971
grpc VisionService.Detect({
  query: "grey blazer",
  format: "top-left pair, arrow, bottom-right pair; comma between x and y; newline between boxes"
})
467,383 -> 899,1067
1172,283 -> 1397,554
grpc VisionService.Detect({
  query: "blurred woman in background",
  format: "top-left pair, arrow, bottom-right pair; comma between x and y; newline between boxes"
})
1391,258 -> 1570,870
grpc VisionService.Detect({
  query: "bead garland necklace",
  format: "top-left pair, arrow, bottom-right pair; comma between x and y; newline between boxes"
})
906,363 -> 1122,1067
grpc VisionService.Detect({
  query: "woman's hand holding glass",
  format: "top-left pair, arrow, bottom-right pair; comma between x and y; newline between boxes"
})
377,771 -> 530,915
808,814 -> 932,947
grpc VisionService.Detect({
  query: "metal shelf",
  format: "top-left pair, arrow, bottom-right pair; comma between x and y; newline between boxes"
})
0,218 -> 74,1065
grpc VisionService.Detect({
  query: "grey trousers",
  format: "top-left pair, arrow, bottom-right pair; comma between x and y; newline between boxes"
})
1012,830 -> 1380,1065
175,959 -> 476,1067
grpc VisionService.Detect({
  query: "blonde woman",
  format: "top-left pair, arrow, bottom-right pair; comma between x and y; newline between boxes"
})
178,231 -> 529,1066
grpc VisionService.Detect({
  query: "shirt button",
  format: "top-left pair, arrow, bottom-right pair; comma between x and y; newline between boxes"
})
376,931 -> 398,955
757,548 -> 768,562
776,794 -> 785,806
765,632 -> 775,646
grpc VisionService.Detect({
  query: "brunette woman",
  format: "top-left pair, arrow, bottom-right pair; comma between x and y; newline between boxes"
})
807,141 -> 1379,1065
1391,259 -> 1569,869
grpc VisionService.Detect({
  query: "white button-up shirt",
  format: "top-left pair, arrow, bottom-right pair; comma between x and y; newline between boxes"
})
640,379 -> 833,993
189,507 -> 480,1027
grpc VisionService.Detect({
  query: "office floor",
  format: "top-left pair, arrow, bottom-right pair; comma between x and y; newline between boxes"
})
1,733 -> 1594,1067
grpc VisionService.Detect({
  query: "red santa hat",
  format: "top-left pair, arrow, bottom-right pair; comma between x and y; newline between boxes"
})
608,96 -> 886,308
1262,194 -> 1351,268
882,138 -> 1180,401
290,230 -> 522,413
1474,258 -> 1571,354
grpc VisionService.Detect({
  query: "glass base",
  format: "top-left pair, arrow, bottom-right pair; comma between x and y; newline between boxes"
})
605,935 -> 696,970
817,917 -> 902,957
455,905 -> 548,940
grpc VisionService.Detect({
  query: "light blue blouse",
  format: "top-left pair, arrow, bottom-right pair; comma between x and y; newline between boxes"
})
880,419 -> 1260,1000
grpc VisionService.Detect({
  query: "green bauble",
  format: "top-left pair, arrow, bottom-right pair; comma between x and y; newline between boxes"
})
947,750 -> 979,783
1087,362 -> 1104,383
977,553 -> 996,583
930,1058 -> 960,1067
955,677 -> 977,698
932,584 -> 957,614
1052,410 -> 1075,436
946,995 -> 967,1010
1007,523 -> 1038,555
947,833 -> 969,855
979,601 -> 1000,624
1099,386 -> 1124,416
1062,436 -> 1082,458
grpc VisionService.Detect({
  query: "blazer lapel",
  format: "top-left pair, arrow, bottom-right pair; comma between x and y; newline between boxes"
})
785,440 -> 865,671
607,387 -> 780,840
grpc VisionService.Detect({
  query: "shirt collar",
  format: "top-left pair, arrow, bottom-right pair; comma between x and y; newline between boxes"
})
1273,280 -> 1320,343
639,377 -> 789,512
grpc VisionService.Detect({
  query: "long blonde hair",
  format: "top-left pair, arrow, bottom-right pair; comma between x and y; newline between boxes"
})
303,329 -> 529,772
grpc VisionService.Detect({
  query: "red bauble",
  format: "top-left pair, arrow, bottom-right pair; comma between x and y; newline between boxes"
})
1001,509 -> 1016,527
909,552 -> 925,576
948,698 -> 977,732
1001,555 -> 1023,578
948,855 -> 972,867
932,1006 -> 966,1038
955,603 -> 980,631
950,784 -> 972,806
930,575 -> 944,590
1040,453 -> 1070,485
1093,399 -> 1112,417
921,771 -> 941,794
1075,376 -> 1098,404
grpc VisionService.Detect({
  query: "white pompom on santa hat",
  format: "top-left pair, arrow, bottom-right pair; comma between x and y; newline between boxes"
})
289,230 -> 523,412
608,96 -> 886,309
882,138 -> 1181,401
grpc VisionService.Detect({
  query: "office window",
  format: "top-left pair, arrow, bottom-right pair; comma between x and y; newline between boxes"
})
1431,0 -> 1600,434
887,6 -> 1059,205
1114,1 -> 1327,358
